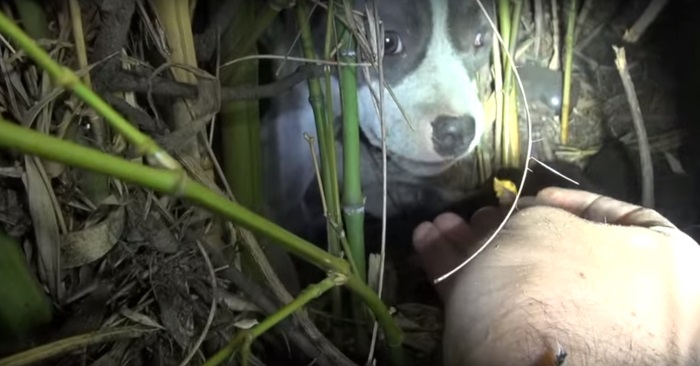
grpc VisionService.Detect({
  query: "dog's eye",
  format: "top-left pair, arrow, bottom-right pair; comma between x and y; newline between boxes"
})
383,31 -> 403,55
474,32 -> 485,48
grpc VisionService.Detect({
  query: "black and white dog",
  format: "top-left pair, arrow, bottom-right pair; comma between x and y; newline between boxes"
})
261,0 -> 496,239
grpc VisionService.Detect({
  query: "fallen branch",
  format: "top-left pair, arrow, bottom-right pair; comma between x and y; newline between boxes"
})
622,0 -> 669,43
613,46 -> 654,208
104,64 -> 325,101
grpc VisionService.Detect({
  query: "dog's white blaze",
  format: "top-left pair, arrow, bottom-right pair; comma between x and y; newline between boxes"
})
361,0 -> 485,167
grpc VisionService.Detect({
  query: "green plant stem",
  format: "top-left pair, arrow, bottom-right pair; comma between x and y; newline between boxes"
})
0,327 -> 151,366
204,275 -> 344,366
337,20 -> 365,286
295,0 -> 343,256
296,0 -> 346,343
507,0 -> 523,165
498,0 -> 518,168
219,1 -> 283,212
69,0 -> 110,205
335,6 -> 370,354
0,119 -> 404,363
68,0 -> 91,88
0,10 -> 180,171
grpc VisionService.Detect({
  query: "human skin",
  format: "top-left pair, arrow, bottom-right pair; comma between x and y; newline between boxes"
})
413,187 -> 700,366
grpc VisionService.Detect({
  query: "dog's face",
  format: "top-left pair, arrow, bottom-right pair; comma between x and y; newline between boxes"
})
356,0 -> 495,175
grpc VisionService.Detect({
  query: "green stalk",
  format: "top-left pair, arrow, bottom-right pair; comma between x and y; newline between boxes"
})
295,0 -> 346,342
336,12 -> 365,286
507,0 -> 523,165
0,10 -> 180,171
215,1 -> 283,295
69,0 -> 110,205
0,119 -> 404,364
295,0 -> 341,249
219,1 -> 282,212
204,274 -> 343,366
497,0 -> 518,167
0,327 -> 151,366
335,3 -> 369,353
321,2 -> 343,258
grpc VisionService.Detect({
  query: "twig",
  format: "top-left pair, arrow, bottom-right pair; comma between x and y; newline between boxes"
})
548,0 -> 561,70
193,0 -> 245,63
203,239 -> 354,366
179,240 -> 217,366
220,53 -> 373,70
576,22 -> 603,51
204,275 -> 344,366
613,46 -> 654,208
574,0 -> 593,40
90,0 -> 136,89
533,0 -> 544,58
0,327 -> 154,366
530,157 -> 580,185
622,0 -> 670,43
366,0 -> 387,362
105,64 -> 325,101
560,0 -> 577,144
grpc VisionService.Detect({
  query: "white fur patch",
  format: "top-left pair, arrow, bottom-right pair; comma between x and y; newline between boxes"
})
361,0 -> 485,169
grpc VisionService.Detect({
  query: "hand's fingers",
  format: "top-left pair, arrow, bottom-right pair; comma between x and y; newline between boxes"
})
533,187 -> 676,229
433,212 -> 476,255
413,221 -> 463,298
413,222 -> 463,281
469,206 -> 505,238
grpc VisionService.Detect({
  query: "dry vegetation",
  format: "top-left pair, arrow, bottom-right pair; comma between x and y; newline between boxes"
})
0,0 -> 687,365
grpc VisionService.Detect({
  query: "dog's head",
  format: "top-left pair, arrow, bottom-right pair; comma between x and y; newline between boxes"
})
355,0 -> 495,176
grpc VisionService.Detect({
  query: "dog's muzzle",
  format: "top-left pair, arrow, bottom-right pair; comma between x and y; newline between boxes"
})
431,114 -> 476,157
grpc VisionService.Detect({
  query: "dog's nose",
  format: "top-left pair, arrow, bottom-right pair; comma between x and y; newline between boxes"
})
431,115 -> 476,157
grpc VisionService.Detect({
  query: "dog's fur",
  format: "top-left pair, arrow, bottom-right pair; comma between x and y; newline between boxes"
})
261,0 -> 496,237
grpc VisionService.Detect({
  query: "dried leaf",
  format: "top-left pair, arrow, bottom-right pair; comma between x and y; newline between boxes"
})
119,307 -> 166,330
234,318 -> 258,330
23,156 -> 61,298
61,205 -> 125,269
220,291 -> 261,313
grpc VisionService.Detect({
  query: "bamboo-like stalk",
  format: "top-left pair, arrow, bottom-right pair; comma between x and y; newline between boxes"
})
335,2 -> 370,352
204,274 -> 343,366
492,33 -> 504,167
498,0 -> 523,167
0,119 -> 405,364
295,1 -> 343,257
295,0 -> 346,341
561,0 -> 577,145
507,0 -> 523,165
219,1 -> 282,212
0,10 -> 181,171
0,5 -> 405,363
336,10 -> 366,286
67,0 -> 90,88
150,0 -> 207,194
0,327 -> 152,366
497,0 -> 513,167
68,0 -> 110,205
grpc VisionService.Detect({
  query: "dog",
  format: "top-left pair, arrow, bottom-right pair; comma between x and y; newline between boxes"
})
260,0 -> 496,241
